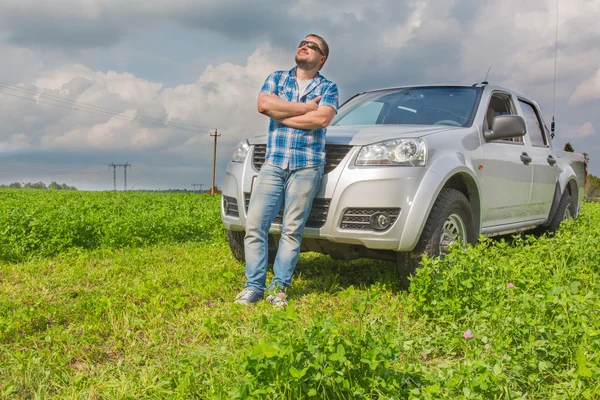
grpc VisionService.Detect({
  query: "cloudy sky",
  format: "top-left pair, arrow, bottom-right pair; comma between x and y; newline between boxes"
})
0,0 -> 599,191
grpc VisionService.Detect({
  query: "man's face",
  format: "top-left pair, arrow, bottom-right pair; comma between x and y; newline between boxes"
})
295,36 -> 326,70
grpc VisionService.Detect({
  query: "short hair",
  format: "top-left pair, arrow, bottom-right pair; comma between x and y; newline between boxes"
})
306,33 -> 329,59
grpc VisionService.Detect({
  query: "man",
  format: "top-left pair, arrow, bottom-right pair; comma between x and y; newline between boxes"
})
235,34 -> 339,307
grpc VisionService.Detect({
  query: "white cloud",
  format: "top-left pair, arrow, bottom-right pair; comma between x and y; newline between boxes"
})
290,0 -> 392,22
160,43 -> 287,155
40,110 -> 170,151
0,133 -> 31,153
34,64 -> 96,90
10,133 -> 30,146
1,44 -> 287,160
570,69 -> 600,105
0,44 -> 286,189
451,0 -> 600,120
0,42 -> 44,83
577,122 -> 595,138
2,0 -> 600,186
383,1 -> 425,50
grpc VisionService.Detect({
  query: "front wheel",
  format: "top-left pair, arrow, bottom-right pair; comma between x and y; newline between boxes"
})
226,230 -> 246,262
397,188 -> 476,288
226,230 -> 277,263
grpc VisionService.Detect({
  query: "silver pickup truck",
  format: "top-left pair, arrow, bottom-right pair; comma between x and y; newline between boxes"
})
220,83 -> 586,279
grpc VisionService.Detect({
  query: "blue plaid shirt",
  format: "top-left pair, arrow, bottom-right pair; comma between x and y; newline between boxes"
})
259,67 -> 339,170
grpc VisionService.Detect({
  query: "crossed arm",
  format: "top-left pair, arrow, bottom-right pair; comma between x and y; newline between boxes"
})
257,93 -> 336,130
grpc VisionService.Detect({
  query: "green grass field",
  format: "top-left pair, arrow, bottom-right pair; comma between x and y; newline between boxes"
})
1,189 -> 599,399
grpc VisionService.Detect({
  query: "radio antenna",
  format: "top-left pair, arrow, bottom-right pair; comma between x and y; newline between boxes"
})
551,0 -> 559,139
484,66 -> 492,83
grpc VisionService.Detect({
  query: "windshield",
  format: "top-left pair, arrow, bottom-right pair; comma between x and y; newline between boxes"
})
332,86 -> 482,128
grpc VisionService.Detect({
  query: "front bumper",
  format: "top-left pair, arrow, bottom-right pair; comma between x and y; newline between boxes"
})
221,146 -> 433,252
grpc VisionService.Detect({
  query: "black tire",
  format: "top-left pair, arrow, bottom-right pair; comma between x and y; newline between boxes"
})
397,188 -> 476,289
226,230 -> 277,263
226,230 -> 245,261
545,191 -> 573,235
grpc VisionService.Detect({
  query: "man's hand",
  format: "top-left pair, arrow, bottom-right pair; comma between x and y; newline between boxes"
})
258,93 -> 318,120
304,96 -> 322,112
278,105 -> 336,130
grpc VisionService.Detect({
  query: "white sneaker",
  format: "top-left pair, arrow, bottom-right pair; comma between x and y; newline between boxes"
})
266,291 -> 288,308
234,288 -> 263,305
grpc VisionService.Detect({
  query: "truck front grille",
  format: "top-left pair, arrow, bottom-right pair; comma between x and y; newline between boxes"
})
222,195 -> 239,217
252,144 -> 353,174
340,208 -> 400,231
244,193 -> 330,228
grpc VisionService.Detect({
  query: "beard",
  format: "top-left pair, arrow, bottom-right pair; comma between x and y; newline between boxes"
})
295,54 -> 320,70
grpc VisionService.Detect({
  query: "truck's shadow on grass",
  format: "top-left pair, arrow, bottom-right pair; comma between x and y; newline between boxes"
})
292,253 -> 405,296
290,232 -> 536,297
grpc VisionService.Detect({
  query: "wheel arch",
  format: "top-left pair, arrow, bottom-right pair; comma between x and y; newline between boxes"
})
441,173 -> 481,236
565,178 -> 579,217
546,173 -> 580,225
558,163 -> 581,217
399,165 -> 481,251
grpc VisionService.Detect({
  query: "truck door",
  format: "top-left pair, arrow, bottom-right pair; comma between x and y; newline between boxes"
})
517,100 -> 557,220
480,92 -> 533,227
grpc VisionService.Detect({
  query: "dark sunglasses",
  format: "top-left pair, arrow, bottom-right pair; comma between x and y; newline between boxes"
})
298,40 -> 324,56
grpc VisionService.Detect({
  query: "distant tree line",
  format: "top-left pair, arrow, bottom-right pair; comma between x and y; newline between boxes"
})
585,174 -> 600,202
0,181 -> 78,190
131,187 -> 222,194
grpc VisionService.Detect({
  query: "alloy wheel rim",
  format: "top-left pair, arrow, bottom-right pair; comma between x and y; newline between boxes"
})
563,206 -> 572,221
439,213 -> 467,255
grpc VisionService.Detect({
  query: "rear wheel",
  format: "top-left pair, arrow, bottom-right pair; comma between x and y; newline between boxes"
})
397,188 -> 476,288
545,191 -> 573,235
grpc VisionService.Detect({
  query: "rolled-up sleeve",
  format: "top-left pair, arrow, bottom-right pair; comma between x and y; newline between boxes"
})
319,83 -> 339,113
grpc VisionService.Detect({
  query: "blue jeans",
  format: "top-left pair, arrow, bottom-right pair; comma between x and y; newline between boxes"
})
244,163 -> 324,295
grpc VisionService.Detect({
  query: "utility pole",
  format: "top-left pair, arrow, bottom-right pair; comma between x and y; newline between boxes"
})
210,129 -> 221,194
123,162 -> 131,191
109,163 -> 117,191
108,162 -> 132,191
192,183 -> 203,192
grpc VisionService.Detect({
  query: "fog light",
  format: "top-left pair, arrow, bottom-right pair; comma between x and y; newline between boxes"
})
370,212 -> 391,230
223,197 -> 229,211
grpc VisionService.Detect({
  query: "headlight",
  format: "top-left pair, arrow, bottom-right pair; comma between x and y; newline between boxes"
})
356,138 -> 427,166
232,140 -> 250,163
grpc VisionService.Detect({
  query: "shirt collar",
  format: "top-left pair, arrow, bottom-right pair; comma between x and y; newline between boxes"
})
288,66 -> 322,82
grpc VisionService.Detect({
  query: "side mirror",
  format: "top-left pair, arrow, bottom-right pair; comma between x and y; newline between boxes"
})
484,115 -> 526,141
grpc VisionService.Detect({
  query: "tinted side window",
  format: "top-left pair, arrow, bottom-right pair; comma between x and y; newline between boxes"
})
519,100 -> 547,146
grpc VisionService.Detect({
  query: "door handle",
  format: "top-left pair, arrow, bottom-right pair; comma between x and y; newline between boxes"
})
547,155 -> 557,166
520,152 -> 532,165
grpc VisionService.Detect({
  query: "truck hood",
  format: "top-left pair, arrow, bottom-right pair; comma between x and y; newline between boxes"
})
247,125 -> 462,146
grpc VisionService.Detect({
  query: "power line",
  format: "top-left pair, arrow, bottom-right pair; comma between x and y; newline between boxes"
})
0,81 -> 207,131
0,88 -> 243,145
0,81 -> 247,144
0,162 -> 106,175
0,88 -> 198,133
